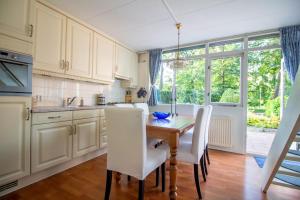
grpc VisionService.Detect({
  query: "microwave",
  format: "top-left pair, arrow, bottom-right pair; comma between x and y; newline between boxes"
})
0,49 -> 32,96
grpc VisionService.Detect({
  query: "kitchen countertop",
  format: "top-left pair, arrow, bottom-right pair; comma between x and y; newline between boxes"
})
31,105 -> 110,113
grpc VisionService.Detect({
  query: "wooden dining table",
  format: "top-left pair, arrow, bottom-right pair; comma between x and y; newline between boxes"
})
146,115 -> 195,200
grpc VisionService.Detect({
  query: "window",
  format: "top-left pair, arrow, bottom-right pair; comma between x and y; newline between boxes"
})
209,39 -> 243,53
157,45 -> 206,104
210,56 -> 241,104
248,34 -> 280,49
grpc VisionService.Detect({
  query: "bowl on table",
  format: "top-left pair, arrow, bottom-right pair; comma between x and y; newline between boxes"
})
152,112 -> 171,119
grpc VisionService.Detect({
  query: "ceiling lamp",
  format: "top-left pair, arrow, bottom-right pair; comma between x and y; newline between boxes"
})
170,23 -> 187,70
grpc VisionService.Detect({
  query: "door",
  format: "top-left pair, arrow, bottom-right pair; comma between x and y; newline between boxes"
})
0,96 -> 31,185
130,52 -> 138,87
0,0 -> 31,41
73,117 -> 99,157
66,19 -> 93,78
207,53 -> 247,154
31,2 -> 66,73
31,121 -> 73,173
93,33 -> 114,82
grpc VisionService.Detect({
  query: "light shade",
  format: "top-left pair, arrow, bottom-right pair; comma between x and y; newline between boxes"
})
169,58 -> 187,69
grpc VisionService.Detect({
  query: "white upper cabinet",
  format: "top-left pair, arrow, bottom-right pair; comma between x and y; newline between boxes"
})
115,44 -> 132,79
0,96 -> 31,185
93,33 -> 115,83
121,51 -> 139,88
66,19 -> 93,78
0,0 -> 32,42
31,2 -> 66,73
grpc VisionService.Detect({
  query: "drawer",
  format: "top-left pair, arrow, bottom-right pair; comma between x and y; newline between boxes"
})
32,111 -> 73,125
73,109 -> 100,120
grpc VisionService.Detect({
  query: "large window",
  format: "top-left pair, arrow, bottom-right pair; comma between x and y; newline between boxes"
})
156,32 -> 285,107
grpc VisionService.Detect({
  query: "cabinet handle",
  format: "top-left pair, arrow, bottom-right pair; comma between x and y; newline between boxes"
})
66,61 -> 70,71
60,60 -> 65,69
48,116 -> 61,119
29,24 -> 33,37
26,108 -> 30,120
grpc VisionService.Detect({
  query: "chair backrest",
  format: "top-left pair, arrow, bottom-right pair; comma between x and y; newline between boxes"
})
191,106 -> 210,162
105,107 -> 147,179
205,105 -> 213,146
114,103 -> 134,108
134,103 -> 149,115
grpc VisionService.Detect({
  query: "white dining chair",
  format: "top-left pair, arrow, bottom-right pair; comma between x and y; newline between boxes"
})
158,106 -> 210,199
180,105 -> 213,176
133,102 -> 164,186
104,107 -> 167,200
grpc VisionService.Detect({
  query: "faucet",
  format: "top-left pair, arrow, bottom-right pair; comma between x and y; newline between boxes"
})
66,96 -> 77,106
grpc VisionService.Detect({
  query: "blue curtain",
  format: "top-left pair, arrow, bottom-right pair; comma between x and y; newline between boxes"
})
148,49 -> 162,106
280,25 -> 300,83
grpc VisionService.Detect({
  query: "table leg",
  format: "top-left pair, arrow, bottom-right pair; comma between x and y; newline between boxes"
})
169,132 -> 179,200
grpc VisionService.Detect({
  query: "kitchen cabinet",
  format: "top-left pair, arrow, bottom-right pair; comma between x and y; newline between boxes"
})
66,19 -> 93,79
0,0 -> 32,42
115,44 -> 132,80
0,96 -> 31,185
93,33 -> 115,83
121,52 -> 139,88
31,1 -> 66,73
31,121 -> 73,173
72,117 -> 99,158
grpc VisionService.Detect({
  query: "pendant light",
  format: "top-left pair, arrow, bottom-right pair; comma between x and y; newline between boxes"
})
170,23 -> 187,70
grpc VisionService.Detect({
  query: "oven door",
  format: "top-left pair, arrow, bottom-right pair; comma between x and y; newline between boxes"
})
0,59 -> 32,96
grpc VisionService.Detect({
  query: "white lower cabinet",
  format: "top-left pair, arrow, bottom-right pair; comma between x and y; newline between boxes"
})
0,97 -> 31,185
72,117 -> 99,158
31,121 -> 73,173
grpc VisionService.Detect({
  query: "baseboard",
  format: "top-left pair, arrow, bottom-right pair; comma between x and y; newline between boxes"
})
0,148 -> 107,197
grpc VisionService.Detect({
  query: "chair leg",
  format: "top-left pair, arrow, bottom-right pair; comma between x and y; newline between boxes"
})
104,170 -> 112,200
127,175 -> 131,182
161,162 -> 166,192
138,180 -> 145,200
203,152 -> 208,175
193,164 -> 202,199
206,145 -> 210,165
200,156 -> 206,182
155,167 -> 160,187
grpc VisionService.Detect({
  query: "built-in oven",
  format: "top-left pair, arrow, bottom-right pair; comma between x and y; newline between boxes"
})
0,49 -> 32,96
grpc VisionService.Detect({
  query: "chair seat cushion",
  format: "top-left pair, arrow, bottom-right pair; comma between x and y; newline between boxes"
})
158,137 -> 198,164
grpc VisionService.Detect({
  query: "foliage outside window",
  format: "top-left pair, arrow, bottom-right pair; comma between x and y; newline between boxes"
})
209,40 -> 243,53
248,34 -> 280,49
210,56 -> 241,104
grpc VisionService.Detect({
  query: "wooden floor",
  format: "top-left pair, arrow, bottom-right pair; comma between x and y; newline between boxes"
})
1,150 -> 299,200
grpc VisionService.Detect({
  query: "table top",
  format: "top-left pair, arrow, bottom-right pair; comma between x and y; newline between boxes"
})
146,115 -> 195,133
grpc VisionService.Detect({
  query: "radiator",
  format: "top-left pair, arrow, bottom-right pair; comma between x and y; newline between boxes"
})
208,116 -> 232,147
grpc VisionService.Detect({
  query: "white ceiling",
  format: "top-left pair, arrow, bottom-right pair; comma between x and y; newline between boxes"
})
46,0 -> 300,51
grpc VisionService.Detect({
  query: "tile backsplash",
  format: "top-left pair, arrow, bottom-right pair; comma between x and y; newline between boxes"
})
32,74 -> 125,107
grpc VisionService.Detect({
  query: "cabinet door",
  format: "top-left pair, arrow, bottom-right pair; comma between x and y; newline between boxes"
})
32,2 -> 66,73
73,118 -> 99,157
31,121 -> 73,173
99,117 -> 107,148
66,19 -> 93,78
131,52 -> 139,87
93,33 -> 114,82
0,0 -> 31,41
115,44 -> 131,79
0,96 -> 31,185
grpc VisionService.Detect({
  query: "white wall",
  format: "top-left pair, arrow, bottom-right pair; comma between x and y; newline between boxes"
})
32,74 -> 125,106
